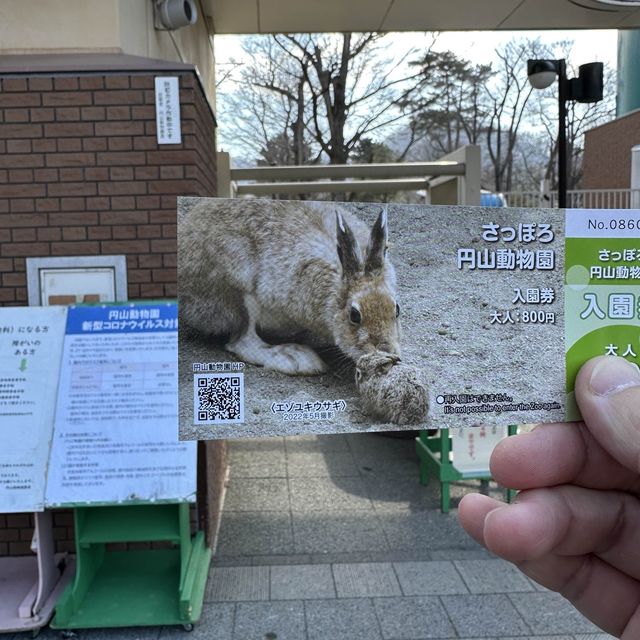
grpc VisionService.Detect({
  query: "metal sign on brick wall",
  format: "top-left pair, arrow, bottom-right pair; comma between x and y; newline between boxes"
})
155,76 -> 182,145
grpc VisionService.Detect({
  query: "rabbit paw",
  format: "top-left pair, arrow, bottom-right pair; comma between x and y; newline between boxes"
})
270,343 -> 327,375
228,335 -> 326,375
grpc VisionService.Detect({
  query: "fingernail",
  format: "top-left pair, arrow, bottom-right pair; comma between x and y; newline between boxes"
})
589,356 -> 640,397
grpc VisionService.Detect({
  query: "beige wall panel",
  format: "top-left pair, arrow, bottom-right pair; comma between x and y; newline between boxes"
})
0,0 -> 120,53
501,0 -> 635,30
118,0 -> 216,109
614,9 -> 640,28
383,0 -> 519,31
206,0 -> 640,32
259,0 -> 389,33
204,0 -> 259,34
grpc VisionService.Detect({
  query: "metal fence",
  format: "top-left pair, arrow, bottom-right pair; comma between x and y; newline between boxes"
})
500,188 -> 640,209
216,146 -> 483,205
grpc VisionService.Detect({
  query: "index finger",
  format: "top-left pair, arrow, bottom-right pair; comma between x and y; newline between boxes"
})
490,421 -> 640,493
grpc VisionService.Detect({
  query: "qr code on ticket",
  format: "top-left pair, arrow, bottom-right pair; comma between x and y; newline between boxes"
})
193,373 -> 244,424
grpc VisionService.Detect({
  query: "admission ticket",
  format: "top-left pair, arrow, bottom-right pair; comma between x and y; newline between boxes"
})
177,198 -> 640,439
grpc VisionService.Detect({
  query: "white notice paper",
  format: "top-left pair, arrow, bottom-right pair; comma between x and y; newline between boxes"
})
45,303 -> 196,507
0,307 -> 67,513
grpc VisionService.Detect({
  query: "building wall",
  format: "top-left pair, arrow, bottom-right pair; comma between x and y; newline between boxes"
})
582,108 -> 640,189
0,70 -> 215,305
0,0 -> 216,108
0,66 -> 219,555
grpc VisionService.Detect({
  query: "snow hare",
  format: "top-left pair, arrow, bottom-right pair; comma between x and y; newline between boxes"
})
179,199 -> 401,375
355,351 -> 428,425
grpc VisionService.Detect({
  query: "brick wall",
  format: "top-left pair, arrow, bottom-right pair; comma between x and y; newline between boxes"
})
582,109 -> 640,189
0,64 -> 221,555
0,70 -> 216,304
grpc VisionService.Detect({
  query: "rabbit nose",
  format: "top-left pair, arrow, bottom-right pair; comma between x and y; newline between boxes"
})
378,341 -> 400,356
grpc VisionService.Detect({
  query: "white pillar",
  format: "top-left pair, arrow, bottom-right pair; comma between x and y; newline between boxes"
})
216,151 -> 236,198
539,179 -> 552,208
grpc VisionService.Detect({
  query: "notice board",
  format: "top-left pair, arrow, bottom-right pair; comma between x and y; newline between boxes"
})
0,307 -> 67,512
0,302 -> 196,513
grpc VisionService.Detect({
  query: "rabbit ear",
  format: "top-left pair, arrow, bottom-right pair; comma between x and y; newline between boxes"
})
336,212 -> 362,278
365,207 -> 388,274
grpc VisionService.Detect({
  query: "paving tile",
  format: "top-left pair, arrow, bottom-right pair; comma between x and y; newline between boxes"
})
346,432 -> 418,457
223,478 -> 290,511
441,594 -> 531,637
12,629 -> 62,640
215,554 -> 313,567
305,598 -> 383,640
357,454 -> 421,477
310,549 -> 434,565
229,437 -> 286,454
369,549 -> 434,564
378,510 -> 480,551
509,592 -> 601,635
500,637 -> 573,640
573,635 -> 617,639
428,549 -> 493,561
228,450 -> 287,478
233,601 -> 306,640
292,510 -> 390,554
454,559 -> 534,594
215,510 -> 294,556
364,475 -> 440,512
271,564 -> 336,600
394,560 -> 468,596
373,596 -> 456,639
159,603 -> 234,639
286,451 -> 359,477
206,566 -> 270,602
310,551 -> 375,564
285,434 -> 350,453
289,477 -> 374,511
64,628 -> 160,639
332,562 -> 401,598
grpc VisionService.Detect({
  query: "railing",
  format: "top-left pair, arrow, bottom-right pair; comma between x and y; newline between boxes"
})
216,146 -> 482,205
500,188 -> 640,209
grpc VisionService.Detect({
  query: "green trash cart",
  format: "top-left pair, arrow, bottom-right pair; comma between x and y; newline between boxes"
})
52,502 -> 210,631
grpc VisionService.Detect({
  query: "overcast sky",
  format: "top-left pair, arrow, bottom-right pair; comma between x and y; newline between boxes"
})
215,29 -> 619,70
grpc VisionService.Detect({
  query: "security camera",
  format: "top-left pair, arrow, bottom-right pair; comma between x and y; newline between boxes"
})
527,59 -> 558,90
155,0 -> 198,30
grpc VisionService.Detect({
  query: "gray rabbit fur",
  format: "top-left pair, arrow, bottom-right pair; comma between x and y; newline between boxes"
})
355,351 -> 429,425
179,198 -> 401,375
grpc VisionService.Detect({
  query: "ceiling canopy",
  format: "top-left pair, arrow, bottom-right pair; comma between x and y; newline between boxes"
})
203,0 -> 640,34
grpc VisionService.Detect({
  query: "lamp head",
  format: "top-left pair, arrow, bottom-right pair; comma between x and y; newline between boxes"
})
527,59 -> 558,90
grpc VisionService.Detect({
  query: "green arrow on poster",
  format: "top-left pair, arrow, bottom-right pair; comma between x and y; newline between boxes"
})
19,359 -> 27,371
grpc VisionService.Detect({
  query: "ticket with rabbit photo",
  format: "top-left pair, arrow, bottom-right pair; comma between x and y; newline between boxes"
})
177,197 -> 640,440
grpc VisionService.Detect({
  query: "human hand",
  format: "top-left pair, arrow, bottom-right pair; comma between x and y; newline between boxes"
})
458,355 -> 640,639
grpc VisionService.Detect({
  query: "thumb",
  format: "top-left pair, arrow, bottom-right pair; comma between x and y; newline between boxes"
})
575,355 -> 640,474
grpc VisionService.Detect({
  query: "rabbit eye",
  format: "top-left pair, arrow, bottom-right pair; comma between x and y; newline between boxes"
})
349,305 -> 362,325
395,303 -> 400,318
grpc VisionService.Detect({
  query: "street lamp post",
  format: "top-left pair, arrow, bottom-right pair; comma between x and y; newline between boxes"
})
527,59 -> 604,208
